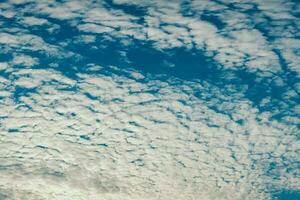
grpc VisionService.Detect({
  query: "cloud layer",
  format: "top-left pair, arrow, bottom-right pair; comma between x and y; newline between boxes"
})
0,0 -> 299,199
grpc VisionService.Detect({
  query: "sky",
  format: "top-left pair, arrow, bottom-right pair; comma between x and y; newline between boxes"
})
0,0 -> 299,199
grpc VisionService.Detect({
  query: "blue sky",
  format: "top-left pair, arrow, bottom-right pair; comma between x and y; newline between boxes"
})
0,0 -> 299,199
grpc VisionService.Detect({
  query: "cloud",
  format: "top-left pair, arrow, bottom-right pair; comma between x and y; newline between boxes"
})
78,23 -> 114,34
3,0 -> 297,76
21,16 -> 49,26
0,0 -> 299,199
0,64 -> 299,199
11,54 -> 39,67
0,32 -> 19,45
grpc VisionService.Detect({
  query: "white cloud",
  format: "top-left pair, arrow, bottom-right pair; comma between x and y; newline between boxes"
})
0,62 -> 9,71
78,23 -> 114,34
0,65 -> 298,199
5,0 -> 297,76
0,0 -> 299,199
21,16 -> 49,26
0,33 -> 19,45
11,54 -> 39,67
78,35 -> 96,43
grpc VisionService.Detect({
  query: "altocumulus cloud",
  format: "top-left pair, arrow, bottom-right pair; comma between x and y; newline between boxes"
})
0,0 -> 299,199
1,65 -> 298,200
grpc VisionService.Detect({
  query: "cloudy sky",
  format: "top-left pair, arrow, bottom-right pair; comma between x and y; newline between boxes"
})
0,0 -> 299,199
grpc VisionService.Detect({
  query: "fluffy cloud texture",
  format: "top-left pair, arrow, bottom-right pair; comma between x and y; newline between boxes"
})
1,65 -> 298,200
0,0 -> 299,199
